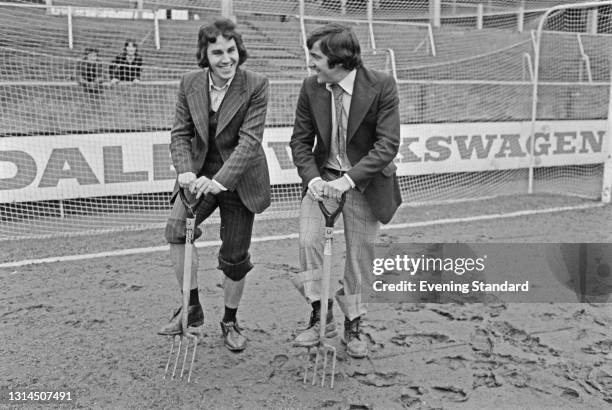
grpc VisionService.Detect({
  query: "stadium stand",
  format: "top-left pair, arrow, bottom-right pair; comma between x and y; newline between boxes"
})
1,0 -> 611,239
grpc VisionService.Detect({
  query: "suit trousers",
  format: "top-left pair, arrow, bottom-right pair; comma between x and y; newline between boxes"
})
292,170 -> 380,321
165,190 -> 255,281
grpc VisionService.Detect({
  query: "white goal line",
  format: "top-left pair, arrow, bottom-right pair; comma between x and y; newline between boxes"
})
0,202 -> 604,270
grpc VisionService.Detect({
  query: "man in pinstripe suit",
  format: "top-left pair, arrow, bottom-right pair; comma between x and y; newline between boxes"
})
157,19 -> 270,352
290,23 -> 401,358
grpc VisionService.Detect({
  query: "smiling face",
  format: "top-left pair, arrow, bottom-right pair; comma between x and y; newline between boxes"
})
308,40 -> 348,84
207,35 -> 238,87
125,42 -> 137,56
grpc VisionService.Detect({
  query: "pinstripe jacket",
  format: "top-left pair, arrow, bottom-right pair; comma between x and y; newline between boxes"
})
169,67 -> 271,214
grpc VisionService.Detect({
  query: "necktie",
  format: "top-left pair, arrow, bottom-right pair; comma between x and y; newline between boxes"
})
330,83 -> 347,169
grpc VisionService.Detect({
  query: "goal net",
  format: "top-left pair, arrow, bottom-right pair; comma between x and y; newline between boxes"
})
529,2 -> 612,200
1,1 -> 610,240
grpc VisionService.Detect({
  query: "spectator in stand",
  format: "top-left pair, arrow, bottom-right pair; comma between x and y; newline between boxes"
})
76,47 -> 105,94
109,39 -> 142,84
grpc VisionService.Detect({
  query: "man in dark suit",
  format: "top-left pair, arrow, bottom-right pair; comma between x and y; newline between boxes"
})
158,19 -> 270,352
290,23 -> 401,358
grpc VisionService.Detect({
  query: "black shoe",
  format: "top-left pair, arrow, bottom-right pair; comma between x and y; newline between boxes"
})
293,299 -> 337,347
342,316 -> 368,358
220,321 -> 247,352
157,304 -> 204,335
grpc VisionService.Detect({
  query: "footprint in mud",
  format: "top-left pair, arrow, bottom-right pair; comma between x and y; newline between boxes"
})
65,318 -> 106,329
267,354 -> 289,379
587,367 -> 612,395
469,328 -> 493,356
99,278 -> 125,289
1,304 -> 54,318
347,404 -> 374,410
377,233 -> 400,245
556,385 -> 581,401
353,371 -> 405,387
472,371 -> 502,389
399,386 -> 425,408
491,321 -> 560,357
429,307 -> 482,321
318,400 -> 344,408
484,303 -> 506,317
397,304 -> 425,313
582,339 -> 612,355
100,279 -> 143,292
391,332 -> 452,347
425,355 -> 469,370
501,368 -> 530,388
432,385 -> 470,402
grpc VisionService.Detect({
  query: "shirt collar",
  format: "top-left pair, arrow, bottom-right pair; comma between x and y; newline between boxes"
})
208,71 -> 234,92
326,69 -> 356,96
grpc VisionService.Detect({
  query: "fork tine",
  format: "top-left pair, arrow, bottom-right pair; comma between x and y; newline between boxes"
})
330,348 -> 336,388
171,337 -> 182,379
303,347 -> 311,383
163,333 -> 199,383
311,349 -> 321,385
163,336 -> 177,380
180,335 -> 190,379
187,337 -> 198,383
321,350 -> 328,387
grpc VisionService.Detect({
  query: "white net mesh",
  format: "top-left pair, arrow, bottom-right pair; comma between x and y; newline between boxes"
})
531,3 -> 612,197
1,1 -> 610,239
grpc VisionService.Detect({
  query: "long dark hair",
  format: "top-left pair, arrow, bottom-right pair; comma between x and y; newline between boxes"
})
196,19 -> 248,69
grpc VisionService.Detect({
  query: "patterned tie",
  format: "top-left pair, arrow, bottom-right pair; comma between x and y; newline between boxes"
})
330,83 -> 347,169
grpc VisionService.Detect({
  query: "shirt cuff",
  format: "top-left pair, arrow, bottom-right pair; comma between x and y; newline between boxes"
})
212,179 -> 227,191
308,177 -> 322,189
343,174 -> 355,188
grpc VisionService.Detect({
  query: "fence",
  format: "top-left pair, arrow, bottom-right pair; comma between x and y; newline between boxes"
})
1,1 -> 611,240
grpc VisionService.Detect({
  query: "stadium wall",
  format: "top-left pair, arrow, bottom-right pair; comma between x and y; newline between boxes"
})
1,120 -> 607,204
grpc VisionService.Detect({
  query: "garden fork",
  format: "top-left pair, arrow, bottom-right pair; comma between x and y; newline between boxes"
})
303,193 -> 346,389
163,188 -> 205,383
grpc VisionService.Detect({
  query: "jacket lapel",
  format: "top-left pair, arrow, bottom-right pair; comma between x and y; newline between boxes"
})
215,68 -> 247,138
347,67 -> 376,143
186,70 -> 209,141
310,81 -> 332,148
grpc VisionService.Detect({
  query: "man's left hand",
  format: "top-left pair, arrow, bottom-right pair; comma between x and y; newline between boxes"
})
192,176 -> 223,197
203,182 -> 223,196
323,177 -> 351,200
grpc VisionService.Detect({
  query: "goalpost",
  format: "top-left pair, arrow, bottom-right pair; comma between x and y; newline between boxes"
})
529,0 -> 612,204
1,0 -> 611,241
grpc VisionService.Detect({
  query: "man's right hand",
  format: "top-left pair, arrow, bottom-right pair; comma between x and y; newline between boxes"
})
308,178 -> 325,202
177,172 -> 197,190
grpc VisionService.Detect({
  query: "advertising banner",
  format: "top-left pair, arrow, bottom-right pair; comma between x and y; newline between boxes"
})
0,120 -> 607,203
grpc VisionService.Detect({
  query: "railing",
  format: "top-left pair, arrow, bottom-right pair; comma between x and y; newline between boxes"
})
577,33 -> 593,83
522,52 -> 533,81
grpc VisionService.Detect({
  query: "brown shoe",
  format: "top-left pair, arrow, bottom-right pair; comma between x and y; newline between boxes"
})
342,317 -> 368,358
293,300 -> 337,347
220,321 -> 247,352
157,304 -> 204,336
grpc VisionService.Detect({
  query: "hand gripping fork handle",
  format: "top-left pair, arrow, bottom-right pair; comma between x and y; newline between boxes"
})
164,188 -> 205,383
303,193 -> 346,389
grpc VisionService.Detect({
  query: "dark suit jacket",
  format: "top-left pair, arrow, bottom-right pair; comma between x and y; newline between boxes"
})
290,66 -> 402,224
170,68 -> 271,214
